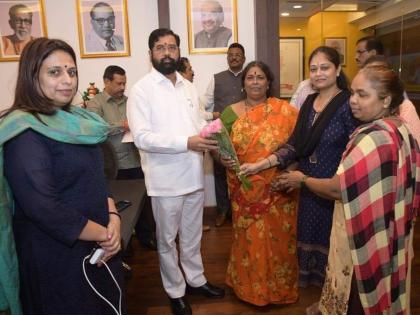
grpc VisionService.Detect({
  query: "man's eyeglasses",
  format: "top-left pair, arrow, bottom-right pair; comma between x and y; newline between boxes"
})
12,18 -> 32,25
92,16 -> 115,25
228,53 -> 243,59
153,44 -> 178,54
356,49 -> 368,55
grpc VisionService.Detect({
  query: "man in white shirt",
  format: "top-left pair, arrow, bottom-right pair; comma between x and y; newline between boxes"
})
127,28 -> 224,315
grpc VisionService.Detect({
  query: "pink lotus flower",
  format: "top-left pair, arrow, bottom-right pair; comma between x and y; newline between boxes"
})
199,118 -> 223,138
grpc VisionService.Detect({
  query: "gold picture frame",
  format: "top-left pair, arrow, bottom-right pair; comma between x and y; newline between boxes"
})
0,0 -> 48,62
187,0 -> 238,55
325,37 -> 346,66
76,0 -> 130,58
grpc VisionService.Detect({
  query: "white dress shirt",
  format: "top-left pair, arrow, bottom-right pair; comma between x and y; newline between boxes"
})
127,68 -> 206,196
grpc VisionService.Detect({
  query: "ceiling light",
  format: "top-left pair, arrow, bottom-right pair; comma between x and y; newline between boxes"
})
281,12 -> 290,16
297,28 -> 302,31
293,5 -> 302,9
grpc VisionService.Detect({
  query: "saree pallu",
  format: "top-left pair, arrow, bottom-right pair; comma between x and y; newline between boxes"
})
225,98 -> 299,306
320,118 -> 420,315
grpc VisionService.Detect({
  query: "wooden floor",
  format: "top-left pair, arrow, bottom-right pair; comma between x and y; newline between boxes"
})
126,207 -> 420,315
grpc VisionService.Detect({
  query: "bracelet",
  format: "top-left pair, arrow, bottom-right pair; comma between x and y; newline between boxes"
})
109,211 -> 121,220
300,175 -> 309,188
266,157 -> 272,168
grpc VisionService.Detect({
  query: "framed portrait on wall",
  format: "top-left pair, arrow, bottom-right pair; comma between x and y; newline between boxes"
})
279,37 -> 304,98
0,0 -> 47,62
325,37 -> 346,66
187,0 -> 238,54
76,0 -> 130,58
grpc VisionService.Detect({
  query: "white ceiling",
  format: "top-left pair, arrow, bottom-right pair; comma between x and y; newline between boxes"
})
279,0 -> 390,18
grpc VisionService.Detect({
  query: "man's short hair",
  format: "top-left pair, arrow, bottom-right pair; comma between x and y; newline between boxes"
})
148,28 -> 180,50
228,43 -> 245,55
9,4 -> 33,19
90,2 -> 114,19
357,36 -> 384,55
177,57 -> 190,73
103,65 -> 125,81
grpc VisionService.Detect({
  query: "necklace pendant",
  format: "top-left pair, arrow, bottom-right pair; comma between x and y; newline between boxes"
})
309,153 -> 317,164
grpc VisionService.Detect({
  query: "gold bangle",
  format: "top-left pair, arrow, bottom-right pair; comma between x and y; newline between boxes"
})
300,175 -> 309,188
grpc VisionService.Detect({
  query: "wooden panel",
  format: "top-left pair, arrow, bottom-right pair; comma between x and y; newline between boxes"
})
157,0 -> 170,29
255,0 -> 280,97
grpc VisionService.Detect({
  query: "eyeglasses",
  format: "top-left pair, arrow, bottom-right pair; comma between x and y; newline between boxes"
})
201,12 -> 221,19
356,49 -> 368,55
92,16 -> 115,25
228,53 -> 243,59
153,44 -> 178,54
12,18 -> 32,25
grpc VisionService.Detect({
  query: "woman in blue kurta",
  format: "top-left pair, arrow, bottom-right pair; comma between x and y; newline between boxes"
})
0,38 -> 123,315
239,47 -> 359,287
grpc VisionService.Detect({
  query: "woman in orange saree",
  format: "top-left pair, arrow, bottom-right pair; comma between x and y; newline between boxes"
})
219,61 -> 299,306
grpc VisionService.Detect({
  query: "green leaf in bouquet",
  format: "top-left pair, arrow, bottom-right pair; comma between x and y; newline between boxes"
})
212,125 -> 252,191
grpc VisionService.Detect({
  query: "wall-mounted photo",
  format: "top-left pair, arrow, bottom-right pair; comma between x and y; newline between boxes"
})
0,0 -> 47,62
279,37 -> 304,98
325,37 -> 346,66
187,0 -> 237,54
76,0 -> 130,58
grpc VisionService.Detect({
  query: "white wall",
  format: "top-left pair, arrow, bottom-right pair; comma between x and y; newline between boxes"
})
169,0 -> 255,94
0,0 -> 256,111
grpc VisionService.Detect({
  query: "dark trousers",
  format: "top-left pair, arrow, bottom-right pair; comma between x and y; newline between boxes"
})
347,273 -> 363,315
213,161 -> 231,216
116,168 -> 156,244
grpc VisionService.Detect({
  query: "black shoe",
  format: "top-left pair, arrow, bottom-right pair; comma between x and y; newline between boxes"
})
169,296 -> 192,315
186,282 -> 225,298
140,238 -> 157,251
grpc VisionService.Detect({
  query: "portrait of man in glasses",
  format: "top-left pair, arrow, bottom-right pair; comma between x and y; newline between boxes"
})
1,4 -> 35,57
85,1 -> 124,52
194,0 -> 232,49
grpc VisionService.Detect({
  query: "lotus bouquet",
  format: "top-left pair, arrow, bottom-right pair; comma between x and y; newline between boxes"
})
200,119 -> 252,190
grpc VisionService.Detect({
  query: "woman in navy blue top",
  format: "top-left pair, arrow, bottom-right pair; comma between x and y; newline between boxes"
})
1,38 -> 123,315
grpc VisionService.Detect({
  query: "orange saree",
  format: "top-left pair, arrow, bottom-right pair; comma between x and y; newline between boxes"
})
225,97 -> 299,306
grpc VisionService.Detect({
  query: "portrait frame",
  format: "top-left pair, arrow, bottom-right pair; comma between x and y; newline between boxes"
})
76,0 -> 130,58
0,0 -> 47,62
187,0 -> 238,55
279,37 -> 304,98
325,37 -> 346,66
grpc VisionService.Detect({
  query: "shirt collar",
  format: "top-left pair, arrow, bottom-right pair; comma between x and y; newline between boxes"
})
150,67 -> 185,87
103,90 -> 126,104
228,68 -> 243,77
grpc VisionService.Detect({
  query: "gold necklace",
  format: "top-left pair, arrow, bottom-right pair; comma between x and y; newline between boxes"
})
244,98 -> 269,121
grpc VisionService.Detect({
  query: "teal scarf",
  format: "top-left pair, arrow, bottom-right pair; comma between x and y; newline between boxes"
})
0,106 -> 109,315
